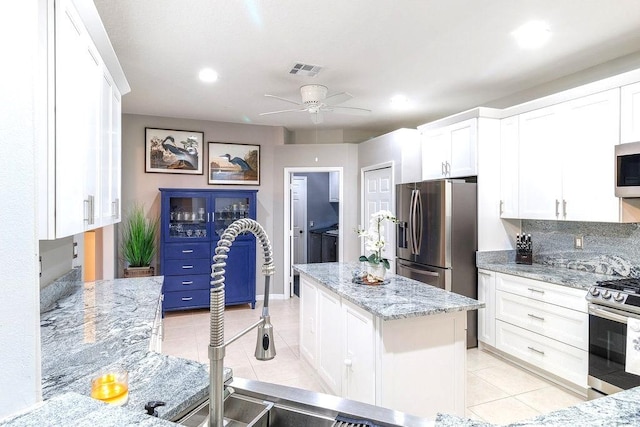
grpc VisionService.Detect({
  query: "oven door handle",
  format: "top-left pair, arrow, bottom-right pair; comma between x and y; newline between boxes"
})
588,304 -> 640,324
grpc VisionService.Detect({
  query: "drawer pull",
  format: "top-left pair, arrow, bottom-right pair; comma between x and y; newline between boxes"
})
527,288 -> 545,294
182,265 -> 194,269
181,297 -> 193,301
527,313 -> 545,321
182,249 -> 194,253
527,346 -> 545,355
181,281 -> 194,285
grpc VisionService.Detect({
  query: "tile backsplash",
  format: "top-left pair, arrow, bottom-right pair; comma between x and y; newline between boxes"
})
522,220 -> 640,278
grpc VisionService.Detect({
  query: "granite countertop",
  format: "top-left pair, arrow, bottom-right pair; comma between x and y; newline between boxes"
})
294,262 -> 483,320
476,251 -> 619,290
1,275 -> 220,426
435,386 -> 640,426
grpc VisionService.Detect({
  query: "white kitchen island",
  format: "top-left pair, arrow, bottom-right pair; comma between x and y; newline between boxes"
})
294,262 -> 483,419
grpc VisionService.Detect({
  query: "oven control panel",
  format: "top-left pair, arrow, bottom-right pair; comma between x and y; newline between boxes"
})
587,286 -> 629,305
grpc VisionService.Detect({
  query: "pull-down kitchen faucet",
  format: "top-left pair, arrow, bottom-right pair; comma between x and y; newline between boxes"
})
208,218 -> 276,427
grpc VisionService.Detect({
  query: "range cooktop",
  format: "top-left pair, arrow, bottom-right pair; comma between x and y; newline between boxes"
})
587,277 -> 640,313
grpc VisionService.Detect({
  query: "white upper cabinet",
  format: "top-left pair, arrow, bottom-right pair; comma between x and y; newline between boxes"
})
518,104 -> 563,220
621,82 -> 640,144
421,118 -> 477,180
517,89 -> 620,222
562,89 -> 620,222
40,0 -> 129,239
499,116 -> 519,218
55,0 -> 102,237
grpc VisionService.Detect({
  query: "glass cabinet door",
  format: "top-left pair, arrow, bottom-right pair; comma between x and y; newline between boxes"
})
167,195 -> 209,240
213,196 -> 252,238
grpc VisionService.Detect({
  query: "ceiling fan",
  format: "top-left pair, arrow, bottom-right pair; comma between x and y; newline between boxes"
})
259,84 -> 371,124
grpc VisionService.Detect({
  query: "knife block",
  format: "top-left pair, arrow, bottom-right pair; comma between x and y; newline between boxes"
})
516,249 -> 532,265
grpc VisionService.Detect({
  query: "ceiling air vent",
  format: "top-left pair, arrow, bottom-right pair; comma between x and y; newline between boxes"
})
289,62 -> 323,77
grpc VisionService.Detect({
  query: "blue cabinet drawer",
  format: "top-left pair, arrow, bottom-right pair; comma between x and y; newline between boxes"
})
164,242 -> 209,259
163,289 -> 210,310
164,274 -> 210,291
164,258 -> 211,276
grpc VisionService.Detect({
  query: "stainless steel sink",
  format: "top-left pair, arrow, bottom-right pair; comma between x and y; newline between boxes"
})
177,394 -> 272,427
173,377 -> 434,427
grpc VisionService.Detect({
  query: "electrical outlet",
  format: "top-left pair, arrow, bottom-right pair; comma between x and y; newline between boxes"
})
309,221 -> 314,227
574,235 -> 584,249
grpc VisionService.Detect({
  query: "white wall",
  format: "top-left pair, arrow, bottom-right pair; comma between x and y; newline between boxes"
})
0,0 -> 43,418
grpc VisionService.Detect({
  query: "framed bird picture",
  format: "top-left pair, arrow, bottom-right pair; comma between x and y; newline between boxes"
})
208,142 -> 260,185
145,128 -> 204,174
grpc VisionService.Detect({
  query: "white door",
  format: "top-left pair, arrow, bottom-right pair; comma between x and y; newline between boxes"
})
292,176 -> 308,265
363,167 -> 394,272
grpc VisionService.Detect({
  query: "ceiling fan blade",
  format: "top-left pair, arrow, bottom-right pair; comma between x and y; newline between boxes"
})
325,105 -> 371,116
324,91 -> 353,106
264,94 -> 302,106
310,110 -> 324,124
259,108 -> 308,116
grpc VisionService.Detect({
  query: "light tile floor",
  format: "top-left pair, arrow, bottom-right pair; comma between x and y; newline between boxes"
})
161,297 -> 586,425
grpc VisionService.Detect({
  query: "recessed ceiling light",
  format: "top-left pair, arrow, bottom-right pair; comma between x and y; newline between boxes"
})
199,68 -> 218,83
512,20 -> 551,49
390,95 -> 410,110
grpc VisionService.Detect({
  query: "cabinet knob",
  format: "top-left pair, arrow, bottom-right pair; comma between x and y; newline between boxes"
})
344,358 -> 352,367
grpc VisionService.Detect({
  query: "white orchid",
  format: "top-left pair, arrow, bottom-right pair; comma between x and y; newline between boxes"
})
356,210 -> 397,269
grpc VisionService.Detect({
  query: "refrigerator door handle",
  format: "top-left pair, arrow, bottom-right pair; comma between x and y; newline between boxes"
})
414,189 -> 423,255
409,189 -> 417,254
398,263 -> 439,277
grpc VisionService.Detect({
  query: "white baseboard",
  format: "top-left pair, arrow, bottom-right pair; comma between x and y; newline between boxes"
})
255,293 -> 288,301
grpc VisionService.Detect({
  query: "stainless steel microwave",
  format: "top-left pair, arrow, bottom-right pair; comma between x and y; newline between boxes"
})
615,141 -> 640,197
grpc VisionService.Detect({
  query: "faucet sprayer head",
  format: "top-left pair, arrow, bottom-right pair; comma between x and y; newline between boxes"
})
255,315 -> 276,360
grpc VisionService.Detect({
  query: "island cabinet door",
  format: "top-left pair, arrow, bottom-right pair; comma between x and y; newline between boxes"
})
299,277 -> 318,368
342,299 -> 375,405
317,286 -> 343,395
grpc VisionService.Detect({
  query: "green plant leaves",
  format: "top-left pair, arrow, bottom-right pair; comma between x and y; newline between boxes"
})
121,204 -> 158,267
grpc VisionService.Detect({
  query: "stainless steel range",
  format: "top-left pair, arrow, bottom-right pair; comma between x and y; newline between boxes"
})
587,277 -> 640,399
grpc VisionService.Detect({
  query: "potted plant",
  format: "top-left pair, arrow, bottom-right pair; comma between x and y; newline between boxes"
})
121,204 -> 159,278
356,210 -> 397,282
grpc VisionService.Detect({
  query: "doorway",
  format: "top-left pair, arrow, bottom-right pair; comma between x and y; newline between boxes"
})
361,164 -> 395,272
284,167 -> 343,298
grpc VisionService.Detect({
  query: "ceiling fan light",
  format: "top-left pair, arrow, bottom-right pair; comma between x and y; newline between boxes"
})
512,20 -> 551,49
198,68 -> 218,83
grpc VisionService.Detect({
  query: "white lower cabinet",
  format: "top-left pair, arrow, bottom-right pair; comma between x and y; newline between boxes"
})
477,270 -> 496,346
489,272 -> 588,391
298,273 -> 467,417
342,299 -> 375,404
317,286 -> 343,395
299,278 -> 318,367
496,320 -> 588,388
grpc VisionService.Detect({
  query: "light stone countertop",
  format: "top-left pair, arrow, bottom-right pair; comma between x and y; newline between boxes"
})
435,385 -> 640,426
294,261 -> 483,320
1,275 -> 224,425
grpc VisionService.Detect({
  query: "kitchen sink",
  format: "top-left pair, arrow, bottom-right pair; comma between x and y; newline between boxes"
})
173,377 -> 432,427
175,393 -> 336,427
176,394 -> 272,427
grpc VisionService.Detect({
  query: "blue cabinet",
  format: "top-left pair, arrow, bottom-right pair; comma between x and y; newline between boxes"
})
159,188 -> 257,313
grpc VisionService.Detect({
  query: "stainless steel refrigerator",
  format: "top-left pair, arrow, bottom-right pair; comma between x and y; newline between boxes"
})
396,179 -> 478,347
